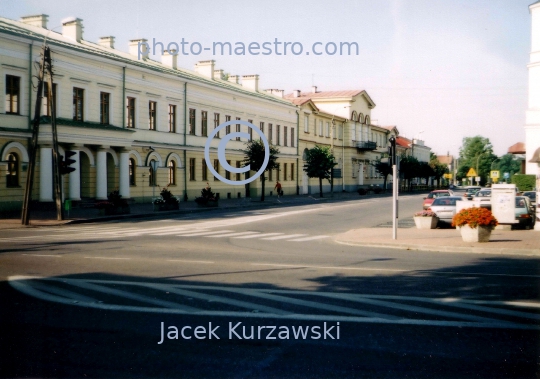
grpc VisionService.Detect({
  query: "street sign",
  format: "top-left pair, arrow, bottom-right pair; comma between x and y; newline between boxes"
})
504,172 -> 510,179
443,173 -> 452,179
150,160 -> 159,171
466,168 -> 477,177
490,170 -> 499,179
475,176 -> 481,182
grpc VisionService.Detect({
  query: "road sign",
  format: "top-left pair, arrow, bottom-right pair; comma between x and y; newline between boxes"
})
490,170 -> 499,179
466,168 -> 477,177
444,173 -> 453,179
475,176 -> 481,182
504,172 -> 510,179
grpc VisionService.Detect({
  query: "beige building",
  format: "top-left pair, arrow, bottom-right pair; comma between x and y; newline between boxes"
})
0,14 -> 298,211
285,88 -> 396,193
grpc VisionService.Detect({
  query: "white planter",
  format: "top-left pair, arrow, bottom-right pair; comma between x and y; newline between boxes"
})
460,225 -> 492,243
414,216 -> 439,229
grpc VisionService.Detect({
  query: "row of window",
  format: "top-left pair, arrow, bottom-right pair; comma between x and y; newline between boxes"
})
187,158 -> 295,182
188,109 -> 295,147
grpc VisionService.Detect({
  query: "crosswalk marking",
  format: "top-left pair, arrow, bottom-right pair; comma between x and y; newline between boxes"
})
232,233 -> 283,239
205,231 -> 258,238
261,234 -> 306,240
9,276 -> 539,330
288,235 -> 329,242
177,230 -> 233,237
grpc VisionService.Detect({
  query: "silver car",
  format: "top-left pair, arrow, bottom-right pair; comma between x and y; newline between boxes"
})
428,196 -> 463,224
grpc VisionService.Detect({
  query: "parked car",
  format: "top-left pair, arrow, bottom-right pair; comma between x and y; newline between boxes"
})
473,189 -> 491,208
522,191 -> 536,205
514,196 -> 535,230
427,196 -> 463,224
463,186 -> 481,200
423,190 -> 454,209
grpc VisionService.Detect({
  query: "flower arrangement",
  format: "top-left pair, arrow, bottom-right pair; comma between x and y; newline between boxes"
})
357,188 -> 368,195
452,207 -> 498,229
414,210 -> 437,217
107,190 -> 129,207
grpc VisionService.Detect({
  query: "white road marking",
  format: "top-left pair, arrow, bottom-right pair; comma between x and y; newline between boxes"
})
232,233 -> 283,239
260,234 -> 307,240
288,235 -> 330,242
8,276 -> 539,330
205,232 -> 259,238
166,259 -> 215,264
177,230 -> 234,237
84,257 -> 131,260
22,254 -> 62,257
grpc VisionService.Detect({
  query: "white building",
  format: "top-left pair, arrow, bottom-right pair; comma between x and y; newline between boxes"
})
526,1 -> 540,175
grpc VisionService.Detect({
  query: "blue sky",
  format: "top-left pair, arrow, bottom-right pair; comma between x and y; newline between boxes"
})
0,0 -> 533,157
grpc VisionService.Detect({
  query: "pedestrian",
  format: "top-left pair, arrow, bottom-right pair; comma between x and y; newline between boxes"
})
274,180 -> 283,197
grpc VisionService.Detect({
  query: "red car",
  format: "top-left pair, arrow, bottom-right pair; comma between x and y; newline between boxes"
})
423,190 -> 454,209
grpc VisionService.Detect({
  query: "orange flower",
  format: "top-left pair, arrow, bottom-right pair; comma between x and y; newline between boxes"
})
452,207 -> 498,229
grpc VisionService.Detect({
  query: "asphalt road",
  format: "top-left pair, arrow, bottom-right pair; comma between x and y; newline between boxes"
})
1,194 -> 539,378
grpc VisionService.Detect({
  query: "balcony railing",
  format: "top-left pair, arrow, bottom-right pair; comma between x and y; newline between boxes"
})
356,141 -> 377,151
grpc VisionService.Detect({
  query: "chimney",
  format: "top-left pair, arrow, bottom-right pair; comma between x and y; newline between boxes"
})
242,75 -> 259,91
129,39 -> 149,59
20,14 -> 48,28
62,18 -> 84,42
312,86 -> 317,93
213,69 -> 224,80
228,75 -> 240,84
162,50 -> 178,69
265,89 -> 284,98
194,60 -> 215,78
98,36 -> 115,49
293,90 -> 301,98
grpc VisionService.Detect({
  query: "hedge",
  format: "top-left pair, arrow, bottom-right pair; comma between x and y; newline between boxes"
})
511,174 -> 535,191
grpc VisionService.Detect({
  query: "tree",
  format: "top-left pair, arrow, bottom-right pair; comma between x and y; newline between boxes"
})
493,154 -> 521,180
241,139 -> 280,202
303,145 -> 336,197
429,155 -> 449,187
399,155 -> 420,191
456,136 -> 497,185
418,162 -> 435,185
371,157 -> 392,192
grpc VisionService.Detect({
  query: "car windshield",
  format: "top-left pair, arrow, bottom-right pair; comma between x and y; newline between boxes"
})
475,191 -> 491,197
523,192 -> 536,200
428,192 -> 449,199
515,198 -> 527,208
432,197 -> 458,206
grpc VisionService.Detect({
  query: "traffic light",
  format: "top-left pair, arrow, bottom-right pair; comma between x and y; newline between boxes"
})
60,151 -> 77,175
388,136 -> 396,166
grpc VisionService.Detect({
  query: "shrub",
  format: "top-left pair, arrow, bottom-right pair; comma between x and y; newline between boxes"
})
154,186 -> 179,205
195,186 -> 218,205
452,207 -> 498,229
511,174 -> 535,191
357,188 -> 367,195
373,187 -> 383,194
107,190 -> 128,207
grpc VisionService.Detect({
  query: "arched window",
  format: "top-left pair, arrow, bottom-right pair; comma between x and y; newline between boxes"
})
168,160 -> 176,185
351,111 -> 357,121
6,153 -> 19,187
129,158 -> 136,186
358,113 -> 364,124
365,115 -> 370,125
149,159 -> 156,186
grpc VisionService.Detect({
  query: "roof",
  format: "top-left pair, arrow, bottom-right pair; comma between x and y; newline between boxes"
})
0,16 -> 295,107
284,89 -> 376,108
396,136 -> 411,147
436,155 -> 453,165
508,142 -> 526,154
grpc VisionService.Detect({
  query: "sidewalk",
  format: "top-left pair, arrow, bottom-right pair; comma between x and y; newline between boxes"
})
335,226 -> 540,256
0,191 -> 384,229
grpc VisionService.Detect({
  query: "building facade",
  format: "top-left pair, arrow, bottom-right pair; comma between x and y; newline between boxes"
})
0,15 -> 298,211
526,1 -> 540,176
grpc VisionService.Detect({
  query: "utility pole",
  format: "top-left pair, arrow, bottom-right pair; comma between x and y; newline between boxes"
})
389,136 -> 398,240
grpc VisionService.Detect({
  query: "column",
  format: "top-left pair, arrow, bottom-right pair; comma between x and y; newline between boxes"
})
96,148 -> 108,200
119,149 -> 130,199
39,146 -> 53,202
68,148 -> 81,201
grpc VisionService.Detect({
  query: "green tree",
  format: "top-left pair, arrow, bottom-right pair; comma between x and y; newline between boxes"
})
241,139 -> 280,202
399,155 -> 420,191
371,157 -> 392,192
303,145 -> 336,197
429,155 -> 450,187
493,154 -> 521,180
456,136 -> 497,185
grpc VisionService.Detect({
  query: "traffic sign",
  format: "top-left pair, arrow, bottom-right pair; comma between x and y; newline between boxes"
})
466,168 -> 477,177
490,170 -> 499,179
504,172 -> 510,179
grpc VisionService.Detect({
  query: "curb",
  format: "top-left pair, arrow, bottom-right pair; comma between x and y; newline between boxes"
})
334,239 -> 540,256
